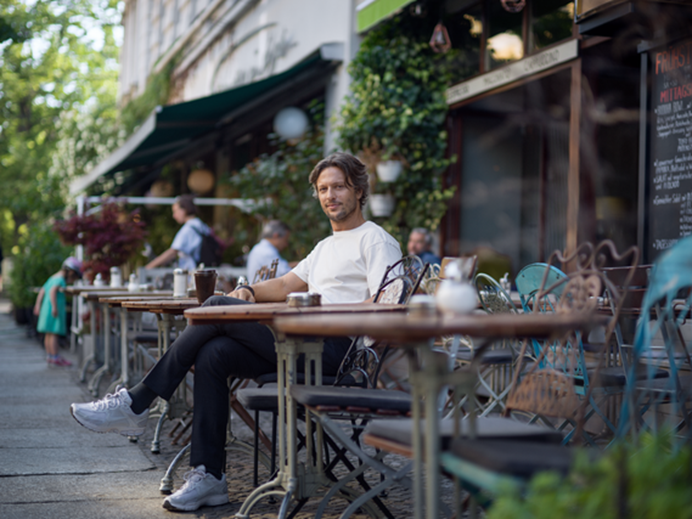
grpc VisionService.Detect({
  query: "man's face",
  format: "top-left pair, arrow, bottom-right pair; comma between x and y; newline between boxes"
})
315,167 -> 361,224
407,231 -> 428,255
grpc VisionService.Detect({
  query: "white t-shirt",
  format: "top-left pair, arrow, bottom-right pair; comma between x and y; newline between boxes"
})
292,221 -> 402,304
246,239 -> 291,281
170,217 -> 210,271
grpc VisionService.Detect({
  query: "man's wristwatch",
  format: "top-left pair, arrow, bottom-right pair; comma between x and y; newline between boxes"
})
237,285 -> 255,297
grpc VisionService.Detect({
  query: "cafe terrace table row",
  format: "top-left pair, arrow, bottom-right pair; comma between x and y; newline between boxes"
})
182,302 -> 601,519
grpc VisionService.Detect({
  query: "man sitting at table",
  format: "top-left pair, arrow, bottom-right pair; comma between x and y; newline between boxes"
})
70,152 -> 402,512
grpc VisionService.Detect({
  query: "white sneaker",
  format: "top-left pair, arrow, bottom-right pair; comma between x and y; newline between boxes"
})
163,465 -> 229,511
70,387 -> 148,436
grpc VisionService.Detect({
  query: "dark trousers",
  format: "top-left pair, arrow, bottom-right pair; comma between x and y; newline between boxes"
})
142,296 -> 351,477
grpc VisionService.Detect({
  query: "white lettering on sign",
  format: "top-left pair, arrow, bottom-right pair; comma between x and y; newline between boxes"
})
446,39 -> 579,105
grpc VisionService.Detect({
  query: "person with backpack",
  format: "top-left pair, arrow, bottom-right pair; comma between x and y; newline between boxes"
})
145,195 -> 219,271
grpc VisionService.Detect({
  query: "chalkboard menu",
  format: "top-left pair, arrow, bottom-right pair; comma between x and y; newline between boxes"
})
648,38 -> 692,261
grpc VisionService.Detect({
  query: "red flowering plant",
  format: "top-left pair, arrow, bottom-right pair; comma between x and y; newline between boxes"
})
53,202 -> 148,280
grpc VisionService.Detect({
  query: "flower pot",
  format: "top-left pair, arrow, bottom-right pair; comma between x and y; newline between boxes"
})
376,160 -> 403,182
369,194 -> 396,217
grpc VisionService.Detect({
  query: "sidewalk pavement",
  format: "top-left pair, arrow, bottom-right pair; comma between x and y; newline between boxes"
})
0,296 -> 416,519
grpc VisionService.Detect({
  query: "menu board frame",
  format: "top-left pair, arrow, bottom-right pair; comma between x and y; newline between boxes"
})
643,37 -> 692,262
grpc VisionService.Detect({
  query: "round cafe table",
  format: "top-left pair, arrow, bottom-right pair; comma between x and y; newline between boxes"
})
272,310 -> 605,519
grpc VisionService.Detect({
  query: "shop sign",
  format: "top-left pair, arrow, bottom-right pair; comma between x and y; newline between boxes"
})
576,0 -> 626,19
446,39 -> 579,105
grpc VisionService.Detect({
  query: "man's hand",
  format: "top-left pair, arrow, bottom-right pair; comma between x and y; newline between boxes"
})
228,286 -> 255,302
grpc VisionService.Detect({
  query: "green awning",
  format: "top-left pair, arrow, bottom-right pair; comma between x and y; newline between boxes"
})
357,0 -> 415,33
70,45 -> 342,195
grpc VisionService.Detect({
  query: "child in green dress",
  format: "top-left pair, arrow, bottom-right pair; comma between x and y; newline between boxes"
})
33,257 -> 82,366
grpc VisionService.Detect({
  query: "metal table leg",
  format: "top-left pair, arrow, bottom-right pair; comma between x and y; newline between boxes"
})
89,302 -> 112,396
79,299 -> 98,383
235,335 -> 328,519
151,313 -> 188,454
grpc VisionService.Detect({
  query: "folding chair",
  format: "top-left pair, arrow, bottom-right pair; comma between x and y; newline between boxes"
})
252,258 -> 279,284
448,273 -> 520,417
618,236 -> 692,445
236,255 -> 428,518
510,241 -> 640,444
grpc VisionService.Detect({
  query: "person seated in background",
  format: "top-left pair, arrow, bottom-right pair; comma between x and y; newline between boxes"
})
246,220 -> 294,281
407,227 -> 441,266
70,152 -> 402,513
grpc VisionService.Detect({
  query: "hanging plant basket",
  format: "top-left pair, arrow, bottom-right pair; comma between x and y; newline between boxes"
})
370,194 -> 396,217
376,160 -> 403,182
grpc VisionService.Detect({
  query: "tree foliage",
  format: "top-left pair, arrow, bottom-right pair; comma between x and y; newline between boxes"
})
6,221 -> 73,308
0,0 -> 122,252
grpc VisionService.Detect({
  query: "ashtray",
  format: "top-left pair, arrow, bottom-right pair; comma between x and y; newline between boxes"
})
287,292 -> 321,307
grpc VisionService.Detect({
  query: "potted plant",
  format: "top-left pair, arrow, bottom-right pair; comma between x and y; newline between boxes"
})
53,202 -> 148,281
486,432 -> 692,519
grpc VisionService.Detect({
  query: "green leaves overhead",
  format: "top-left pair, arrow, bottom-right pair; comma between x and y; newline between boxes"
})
0,0 -> 122,249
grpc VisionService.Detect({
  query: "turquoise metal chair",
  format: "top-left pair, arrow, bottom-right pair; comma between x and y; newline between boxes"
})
618,236 -> 692,444
438,241 -> 640,513
512,243 -> 640,444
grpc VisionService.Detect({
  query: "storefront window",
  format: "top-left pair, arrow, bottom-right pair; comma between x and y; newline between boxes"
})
531,0 -> 574,51
486,0 -> 525,70
447,2 -> 483,82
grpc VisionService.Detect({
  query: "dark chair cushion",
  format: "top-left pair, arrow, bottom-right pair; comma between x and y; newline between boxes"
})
365,416 -> 563,450
237,387 -> 281,411
255,372 -> 359,387
131,332 -> 159,343
456,348 -> 514,365
291,385 -> 412,414
449,439 -> 580,479
593,366 -> 669,386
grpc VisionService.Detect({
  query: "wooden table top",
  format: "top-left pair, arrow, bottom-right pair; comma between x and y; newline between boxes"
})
80,289 -> 145,301
184,302 -> 405,325
122,298 -> 200,314
98,292 -> 175,306
273,310 -> 606,343
63,285 -> 130,295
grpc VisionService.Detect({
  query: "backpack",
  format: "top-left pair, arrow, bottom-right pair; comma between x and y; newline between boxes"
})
194,227 -> 224,267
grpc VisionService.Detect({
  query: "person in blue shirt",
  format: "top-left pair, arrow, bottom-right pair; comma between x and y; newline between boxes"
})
407,227 -> 441,266
246,220 -> 293,282
145,195 -> 212,272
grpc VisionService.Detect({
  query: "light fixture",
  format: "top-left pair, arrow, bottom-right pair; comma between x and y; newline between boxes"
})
187,168 -> 215,194
429,23 -> 451,53
273,107 -> 309,140
148,180 -> 174,198
501,0 -> 526,13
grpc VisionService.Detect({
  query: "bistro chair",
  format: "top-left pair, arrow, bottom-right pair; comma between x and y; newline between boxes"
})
252,258 -> 280,284
618,235 -> 692,445
446,273 -> 521,417
510,242 -> 640,444
435,243 -> 638,511
235,256 -> 428,518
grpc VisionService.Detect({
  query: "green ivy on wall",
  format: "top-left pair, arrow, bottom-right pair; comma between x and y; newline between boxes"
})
336,12 -> 457,244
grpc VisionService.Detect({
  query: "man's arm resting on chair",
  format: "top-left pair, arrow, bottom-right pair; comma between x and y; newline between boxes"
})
227,272 -> 308,303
